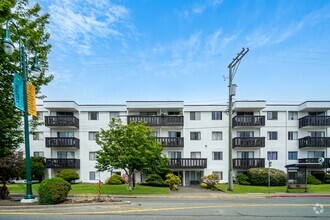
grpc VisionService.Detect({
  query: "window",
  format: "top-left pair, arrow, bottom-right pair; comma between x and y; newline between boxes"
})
309,131 -> 325,137
57,151 -> 75,159
237,151 -> 254,158
89,152 -> 97,161
37,111 -> 44,121
307,151 -> 325,158
212,132 -> 222,140
190,112 -> 201,120
308,112 -> 325,116
110,112 -> 120,120
212,152 -> 223,160
288,111 -> 298,120
212,111 -> 222,120
34,151 -> 44,157
212,171 -> 223,180
89,132 -> 98,140
57,131 -> 74,137
288,151 -> 298,160
88,112 -> 99,120
152,131 -> 158,137
267,111 -> 278,120
140,112 -> 157,116
169,131 -> 181,137
190,132 -> 201,140
267,151 -> 278,160
33,132 -> 44,141
168,151 -> 181,158
288,131 -> 298,140
267,131 -> 278,140
237,131 -> 254,137
89,171 -> 100,180
57,112 -> 74,116
191,152 -> 201,158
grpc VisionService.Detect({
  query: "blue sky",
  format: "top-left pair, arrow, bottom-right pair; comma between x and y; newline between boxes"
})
34,0 -> 330,104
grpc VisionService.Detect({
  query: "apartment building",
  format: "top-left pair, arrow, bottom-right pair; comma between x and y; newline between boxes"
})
26,100 -> 330,186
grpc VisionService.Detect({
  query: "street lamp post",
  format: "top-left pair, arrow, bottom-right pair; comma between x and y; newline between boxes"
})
2,20 -> 41,203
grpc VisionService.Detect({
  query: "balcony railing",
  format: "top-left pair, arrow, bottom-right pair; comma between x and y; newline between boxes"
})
299,116 -> 330,128
298,158 -> 330,168
299,137 -> 330,148
167,158 -> 207,169
45,116 -> 79,128
232,116 -> 265,127
233,158 -> 265,169
46,158 -> 80,169
45,137 -> 80,149
233,137 -> 265,148
127,116 -> 183,126
156,137 -> 184,148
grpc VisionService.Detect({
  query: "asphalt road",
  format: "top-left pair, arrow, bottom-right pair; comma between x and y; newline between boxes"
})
0,197 -> 329,220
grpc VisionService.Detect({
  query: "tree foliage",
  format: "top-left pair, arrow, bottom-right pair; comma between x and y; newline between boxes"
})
0,151 -> 24,184
0,0 -> 53,158
96,119 -> 169,190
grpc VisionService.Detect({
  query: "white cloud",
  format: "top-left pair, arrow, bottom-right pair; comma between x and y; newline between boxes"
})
46,0 -> 133,55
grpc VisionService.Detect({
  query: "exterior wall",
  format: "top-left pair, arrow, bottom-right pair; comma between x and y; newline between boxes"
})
24,100 -> 330,184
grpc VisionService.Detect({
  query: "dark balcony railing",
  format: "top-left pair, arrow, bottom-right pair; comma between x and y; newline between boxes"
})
233,158 -> 265,169
299,116 -> 330,128
45,116 -> 79,128
45,137 -> 80,149
299,137 -> 330,148
233,137 -> 265,148
127,116 -> 183,126
46,158 -> 80,169
167,158 -> 207,169
232,116 -> 265,127
298,158 -> 330,168
156,137 -> 184,148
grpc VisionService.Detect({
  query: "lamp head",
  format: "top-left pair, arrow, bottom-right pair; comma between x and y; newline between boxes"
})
2,29 -> 15,55
31,56 -> 42,77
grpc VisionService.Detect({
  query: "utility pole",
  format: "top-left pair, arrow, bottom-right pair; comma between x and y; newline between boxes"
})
227,48 -> 249,191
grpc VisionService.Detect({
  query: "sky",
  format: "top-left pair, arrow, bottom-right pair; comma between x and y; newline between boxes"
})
32,0 -> 330,105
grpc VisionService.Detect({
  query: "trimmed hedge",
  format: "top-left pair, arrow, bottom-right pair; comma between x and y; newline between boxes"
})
325,174 -> 330,184
141,174 -> 166,187
307,174 -> 322,185
55,169 -> 79,183
236,173 -> 251,185
247,168 -> 286,186
106,174 -> 126,185
38,177 -> 71,205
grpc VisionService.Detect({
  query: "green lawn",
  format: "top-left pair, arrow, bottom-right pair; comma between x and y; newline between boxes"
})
216,184 -> 330,194
7,183 -> 169,195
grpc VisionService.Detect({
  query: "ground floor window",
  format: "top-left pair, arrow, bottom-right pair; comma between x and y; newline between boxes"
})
89,171 -> 100,180
184,171 -> 203,186
212,171 -> 223,180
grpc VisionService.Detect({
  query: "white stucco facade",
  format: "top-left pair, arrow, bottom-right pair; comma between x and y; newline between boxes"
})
25,100 -> 330,186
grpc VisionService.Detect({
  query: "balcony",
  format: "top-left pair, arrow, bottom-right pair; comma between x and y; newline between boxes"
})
45,137 -> 80,149
46,158 -> 80,169
233,137 -> 265,148
299,137 -> 330,148
156,137 -> 184,148
167,158 -> 207,169
298,158 -> 330,168
233,158 -> 265,169
127,116 -> 183,126
232,116 -> 265,128
299,116 -> 330,128
45,116 -> 79,129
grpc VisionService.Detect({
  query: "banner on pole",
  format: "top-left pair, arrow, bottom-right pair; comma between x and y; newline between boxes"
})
13,73 -> 25,112
26,81 -> 37,117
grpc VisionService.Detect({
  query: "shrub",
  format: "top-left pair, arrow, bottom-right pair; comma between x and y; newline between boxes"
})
38,177 -> 71,205
247,168 -> 286,186
200,182 -> 208,189
324,174 -> 330,184
311,171 -> 326,183
164,173 -> 181,191
201,173 -> 220,190
307,174 -> 322,185
55,169 -> 79,183
236,173 -> 250,185
106,174 -> 126,185
142,174 -> 165,187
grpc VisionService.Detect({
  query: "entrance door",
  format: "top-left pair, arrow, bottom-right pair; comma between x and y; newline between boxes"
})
184,171 -> 203,186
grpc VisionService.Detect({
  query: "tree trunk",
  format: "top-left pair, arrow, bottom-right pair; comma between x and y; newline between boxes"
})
127,172 -> 133,191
